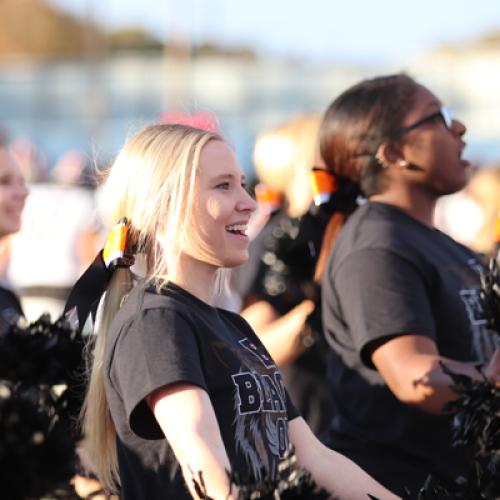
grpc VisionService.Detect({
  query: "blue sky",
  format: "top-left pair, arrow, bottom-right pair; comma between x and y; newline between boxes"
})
48,0 -> 500,62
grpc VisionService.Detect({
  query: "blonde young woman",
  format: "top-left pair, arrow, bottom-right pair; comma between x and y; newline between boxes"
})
80,124 -> 398,499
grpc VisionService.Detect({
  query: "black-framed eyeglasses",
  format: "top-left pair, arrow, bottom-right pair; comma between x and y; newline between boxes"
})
398,107 -> 453,136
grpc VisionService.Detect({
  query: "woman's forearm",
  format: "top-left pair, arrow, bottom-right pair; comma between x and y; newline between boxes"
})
178,435 -> 237,499
372,335 -> 500,414
151,384 -> 237,499
312,446 -> 400,499
243,300 -> 314,367
289,418 -> 400,499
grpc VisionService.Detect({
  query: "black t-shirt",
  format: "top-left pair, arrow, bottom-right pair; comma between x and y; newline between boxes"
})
321,201 -> 499,497
104,282 -> 299,499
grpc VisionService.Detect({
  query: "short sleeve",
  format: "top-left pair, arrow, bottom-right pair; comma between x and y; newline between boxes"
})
109,307 -> 207,439
334,248 -> 436,365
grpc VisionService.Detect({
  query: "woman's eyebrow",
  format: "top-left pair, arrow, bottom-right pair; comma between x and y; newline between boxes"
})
212,173 -> 246,182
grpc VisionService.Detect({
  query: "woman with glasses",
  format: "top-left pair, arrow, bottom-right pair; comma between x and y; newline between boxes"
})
316,73 -> 500,497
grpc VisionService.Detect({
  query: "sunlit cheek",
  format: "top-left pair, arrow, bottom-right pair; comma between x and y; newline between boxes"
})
206,197 -> 223,219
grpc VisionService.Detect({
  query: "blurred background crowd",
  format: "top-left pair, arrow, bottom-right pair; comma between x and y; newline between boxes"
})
0,0 -> 499,318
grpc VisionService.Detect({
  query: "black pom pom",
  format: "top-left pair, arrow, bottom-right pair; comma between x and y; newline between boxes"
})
191,447 -> 332,499
479,257 -> 500,336
419,362 -> 500,499
0,314 -> 86,498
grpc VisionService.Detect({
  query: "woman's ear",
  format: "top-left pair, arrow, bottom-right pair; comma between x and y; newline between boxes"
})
375,143 -> 403,169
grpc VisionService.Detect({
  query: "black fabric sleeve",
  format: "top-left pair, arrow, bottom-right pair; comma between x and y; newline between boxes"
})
109,307 -> 207,439
334,248 -> 436,366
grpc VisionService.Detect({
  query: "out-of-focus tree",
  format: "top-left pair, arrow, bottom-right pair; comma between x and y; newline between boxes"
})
476,30 -> 500,46
0,0 -> 102,58
194,42 -> 257,61
107,28 -> 163,53
106,28 -> 257,60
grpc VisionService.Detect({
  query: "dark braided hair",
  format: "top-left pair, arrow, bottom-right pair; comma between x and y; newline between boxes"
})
320,73 -> 419,197
314,74 -> 419,280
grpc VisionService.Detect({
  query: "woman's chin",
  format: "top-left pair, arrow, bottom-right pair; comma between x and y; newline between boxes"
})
223,254 -> 249,269
0,224 -> 20,239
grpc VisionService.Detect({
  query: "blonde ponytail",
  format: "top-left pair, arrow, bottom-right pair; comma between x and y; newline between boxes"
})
80,267 -> 134,491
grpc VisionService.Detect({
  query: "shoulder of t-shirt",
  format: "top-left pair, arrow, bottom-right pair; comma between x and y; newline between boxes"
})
345,202 -> 419,244
217,306 -> 254,332
435,227 -> 485,263
111,284 -> 195,336
217,306 -> 274,358
352,202 -> 484,268
328,203 -> 421,273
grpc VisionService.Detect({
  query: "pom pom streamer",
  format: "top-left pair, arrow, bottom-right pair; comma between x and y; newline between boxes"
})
414,364 -> 500,499
0,314 -> 85,498
410,254 -> 500,499
479,257 -> 500,336
190,447 -> 332,499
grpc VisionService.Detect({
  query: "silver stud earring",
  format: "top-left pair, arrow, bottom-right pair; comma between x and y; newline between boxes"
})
398,159 -> 408,168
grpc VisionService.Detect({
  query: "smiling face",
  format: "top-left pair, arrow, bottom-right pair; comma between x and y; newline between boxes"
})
399,85 -> 470,196
0,149 -> 28,239
183,140 -> 257,269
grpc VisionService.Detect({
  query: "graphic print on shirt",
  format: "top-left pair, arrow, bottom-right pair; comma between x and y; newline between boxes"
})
231,337 -> 290,481
458,258 -> 499,361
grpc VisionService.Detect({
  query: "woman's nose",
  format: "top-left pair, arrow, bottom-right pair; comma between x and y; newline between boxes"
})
15,181 -> 29,200
237,188 -> 257,213
452,118 -> 466,137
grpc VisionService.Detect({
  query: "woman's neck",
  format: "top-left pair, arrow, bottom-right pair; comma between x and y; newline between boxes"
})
370,188 -> 437,228
169,253 -> 218,306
